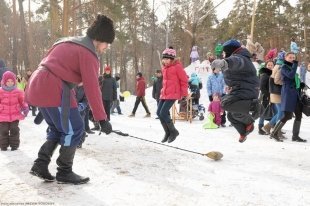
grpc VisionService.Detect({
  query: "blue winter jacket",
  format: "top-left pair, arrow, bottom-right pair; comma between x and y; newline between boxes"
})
207,73 -> 225,96
188,73 -> 200,86
290,42 -> 299,54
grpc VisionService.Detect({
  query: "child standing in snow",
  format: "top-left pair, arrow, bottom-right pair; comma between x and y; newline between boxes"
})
190,46 -> 199,63
0,71 -> 28,151
208,93 -> 223,126
188,72 -> 201,105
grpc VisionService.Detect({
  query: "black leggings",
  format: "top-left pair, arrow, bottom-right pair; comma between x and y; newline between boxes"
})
281,101 -> 302,123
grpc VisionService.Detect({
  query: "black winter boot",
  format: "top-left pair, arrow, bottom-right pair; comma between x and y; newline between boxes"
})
270,121 -> 285,142
77,132 -> 87,148
258,124 -> 267,135
56,146 -> 90,185
292,121 -> 307,142
166,122 -> 179,143
30,140 -> 58,181
160,121 -> 170,143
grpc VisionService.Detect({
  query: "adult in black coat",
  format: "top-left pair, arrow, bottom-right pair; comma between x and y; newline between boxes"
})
214,39 -> 260,143
152,69 -> 163,104
100,66 -> 117,121
257,61 -> 274,135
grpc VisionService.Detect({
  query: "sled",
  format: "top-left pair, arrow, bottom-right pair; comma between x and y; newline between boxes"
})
172,95 -> 193,123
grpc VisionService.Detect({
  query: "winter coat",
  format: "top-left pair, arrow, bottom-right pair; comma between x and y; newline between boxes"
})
160,60 -> 188,100
188,73 -> 200,86
265,48 -> 277,61
207,73 -> 225,96
290,41 -> 299,54
223,47 -> 259,100
215,44 -> 223,57
100,74 -> 117,101
208,100 -> 223,114
280,60 -> 299,112
259,67 -> 272,107
25,41 -> 107,121
152,77 -> 163,100
0,88 -> 28,122
75,86 -> 88,105
306,71 -> 310,87
135,77 -> 146,97
269,65 -> 282,104
190,46 -> 199,60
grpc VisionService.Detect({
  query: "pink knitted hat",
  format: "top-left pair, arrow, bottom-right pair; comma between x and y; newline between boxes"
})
1,71 -> 16,86
162,47 -> 176,59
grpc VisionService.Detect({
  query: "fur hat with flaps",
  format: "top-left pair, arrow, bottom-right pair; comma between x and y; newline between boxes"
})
211,59 -> 228,71
1,71 -> 16,87
86,14 -> 115,44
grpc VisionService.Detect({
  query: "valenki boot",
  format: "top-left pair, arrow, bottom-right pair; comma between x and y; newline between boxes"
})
160,121 -> 170,143
166,122 -> 179,143
30,140 -> 59,181
56,146 -> 90,184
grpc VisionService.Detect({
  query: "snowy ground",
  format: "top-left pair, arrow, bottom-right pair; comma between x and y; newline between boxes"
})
1,63 -> 310,206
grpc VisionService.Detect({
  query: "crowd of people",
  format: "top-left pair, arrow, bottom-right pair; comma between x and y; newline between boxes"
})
0,13 -> 309,186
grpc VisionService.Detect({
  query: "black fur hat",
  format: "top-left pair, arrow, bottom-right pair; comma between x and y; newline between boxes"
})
87,14 -> 115,43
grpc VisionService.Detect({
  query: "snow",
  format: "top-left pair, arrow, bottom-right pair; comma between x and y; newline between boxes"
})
1,63 -> 310,206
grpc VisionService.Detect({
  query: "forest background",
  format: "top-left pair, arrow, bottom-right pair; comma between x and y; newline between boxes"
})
0,0 -> 309,92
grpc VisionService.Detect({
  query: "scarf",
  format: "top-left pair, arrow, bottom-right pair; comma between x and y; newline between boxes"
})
2,85 -> 16,91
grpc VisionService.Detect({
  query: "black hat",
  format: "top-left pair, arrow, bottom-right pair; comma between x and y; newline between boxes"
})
136,72 -> 142,77
86,14 -> 115,43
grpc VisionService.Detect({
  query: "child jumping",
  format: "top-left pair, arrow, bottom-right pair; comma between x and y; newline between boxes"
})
208,93 -> 224,126
0,71 -> 28,151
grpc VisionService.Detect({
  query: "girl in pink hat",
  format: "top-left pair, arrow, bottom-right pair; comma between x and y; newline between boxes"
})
157,47 -> 188,143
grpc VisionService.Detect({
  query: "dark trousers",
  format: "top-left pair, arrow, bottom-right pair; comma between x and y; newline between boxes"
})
0,121 -> 20,149
40,107 -> 84,147
111,100 -> 122,114
132,96 -> 150,114
103,100 -> 112,121
156,99 -> 175,123
280,101 -> 303,123
29,105 -> 37,116
221,95 -> 254,135
84,108 -> 90,131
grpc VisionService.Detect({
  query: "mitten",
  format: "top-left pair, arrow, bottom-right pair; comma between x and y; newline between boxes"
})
22,107 -> 29,117
99,120 -> 112,134
78,103 -> 86,112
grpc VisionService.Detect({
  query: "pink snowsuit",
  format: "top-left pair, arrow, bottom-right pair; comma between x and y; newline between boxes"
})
208,100 -> 223,126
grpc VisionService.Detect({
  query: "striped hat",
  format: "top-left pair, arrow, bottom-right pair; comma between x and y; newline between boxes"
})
162,47 -> 176,59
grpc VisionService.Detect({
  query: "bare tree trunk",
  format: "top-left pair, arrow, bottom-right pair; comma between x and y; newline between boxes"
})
63,0 -> 69,36
50,0 -> 60,42
12,0 -> 18,73
18,0 -> 30,70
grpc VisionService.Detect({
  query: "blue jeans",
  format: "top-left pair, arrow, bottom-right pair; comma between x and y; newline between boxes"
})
156,100 -> 175,123
269,103 -> 283,126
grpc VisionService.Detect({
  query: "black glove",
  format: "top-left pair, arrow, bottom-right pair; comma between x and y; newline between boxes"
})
300,82 -> 306,89
99,120 -> 112,134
